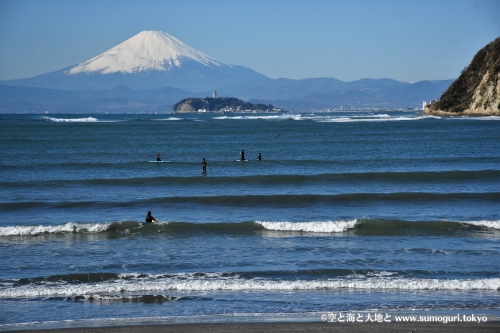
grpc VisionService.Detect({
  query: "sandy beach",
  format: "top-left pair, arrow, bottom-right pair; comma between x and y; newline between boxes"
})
5,322 -> 499,333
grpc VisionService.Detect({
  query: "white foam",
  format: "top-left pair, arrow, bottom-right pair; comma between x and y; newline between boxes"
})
351,114 -> 391,119
461,220 -> 500,230
1,274 -> 498,298
454,116 -> 500,121
211,113 -> 436,123
0,222 -> 112,236
43,117 -> 98,122
207,112 -> 467,123
156,117 -> 183,121
212,114 -> 303,121
256,220 -> 358,233
317,115 -> 423,123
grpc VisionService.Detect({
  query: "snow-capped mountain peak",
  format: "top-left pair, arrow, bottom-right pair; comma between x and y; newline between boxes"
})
69,31 -> 227,75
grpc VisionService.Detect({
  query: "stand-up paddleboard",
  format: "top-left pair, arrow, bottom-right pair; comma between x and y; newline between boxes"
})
235,159 -> 249,162
148,160 -> 170,163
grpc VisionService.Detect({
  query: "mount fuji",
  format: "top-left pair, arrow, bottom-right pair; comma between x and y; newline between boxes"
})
4,31 -> 268,91
70,31 -> 228,75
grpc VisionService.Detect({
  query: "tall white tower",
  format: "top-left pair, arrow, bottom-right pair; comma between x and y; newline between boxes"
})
213,90 -> 217,98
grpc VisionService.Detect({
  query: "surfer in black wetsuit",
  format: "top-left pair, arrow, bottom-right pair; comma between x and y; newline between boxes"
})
156,154 -> 162,161
201,158 -> 207,173
145,211 -> 156,223
240,150 -> 245,161
257,152 -> 262,160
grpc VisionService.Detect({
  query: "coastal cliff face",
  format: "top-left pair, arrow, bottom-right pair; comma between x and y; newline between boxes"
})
174,101 -> 196,113
424,37 -> 500,116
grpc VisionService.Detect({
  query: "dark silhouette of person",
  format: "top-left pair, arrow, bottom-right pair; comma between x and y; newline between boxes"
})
145,211 -> 156,223
201,158 -> 207,173
257,153 -> 262,160
240,150 -> 245,161
156,154 -> 162,161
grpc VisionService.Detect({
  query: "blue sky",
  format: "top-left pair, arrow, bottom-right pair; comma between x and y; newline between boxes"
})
0,0 -> 498,82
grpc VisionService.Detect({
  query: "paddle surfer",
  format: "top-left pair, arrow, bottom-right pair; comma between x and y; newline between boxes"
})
156,154 -> 162,162
201,158 -> 207,173
145,211 -> 157,223
240,150 -> 245,161
257,152 -> 262,160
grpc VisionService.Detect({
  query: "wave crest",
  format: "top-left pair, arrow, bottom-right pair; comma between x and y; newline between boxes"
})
256,220 -> 358,233
43,117 -> 98,122
461,220 -> 500,230
1,273 -> 498,298
0,222 -> 112,236
1,219 -> 499,237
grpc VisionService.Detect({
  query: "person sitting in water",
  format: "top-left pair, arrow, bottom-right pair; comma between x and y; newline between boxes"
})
240,150 -> 245,161
257,152 -> 262,160
145,211 -> 156,223
156,154 -> 162,161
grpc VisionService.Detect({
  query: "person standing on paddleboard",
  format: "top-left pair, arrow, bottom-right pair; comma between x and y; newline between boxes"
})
240,150 -> 245,161
257,152 -> 262,160
201,158 -> 207,173
156,154 -> 162,162
145,211 -> 156,223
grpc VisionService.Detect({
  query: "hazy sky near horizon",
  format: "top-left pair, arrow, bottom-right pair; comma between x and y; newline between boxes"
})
0,0 -> 498,82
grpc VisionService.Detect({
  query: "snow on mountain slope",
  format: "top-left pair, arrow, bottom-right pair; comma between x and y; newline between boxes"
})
69,31 -> 228,75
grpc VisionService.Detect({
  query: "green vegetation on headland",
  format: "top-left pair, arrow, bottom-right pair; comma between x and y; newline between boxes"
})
172,97 -> 284,113
424,37 -> 500,116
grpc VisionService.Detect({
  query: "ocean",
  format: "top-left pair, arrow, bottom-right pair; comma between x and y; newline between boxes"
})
0,111 -> 499,330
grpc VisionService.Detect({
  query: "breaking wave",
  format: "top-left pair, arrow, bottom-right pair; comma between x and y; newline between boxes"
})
1,219 -> 499,237
316,115 -> 425,122
0,222 -> 113,236
461,220 -> 500,230
42,117 -> 99,122
155,117 -> 184,121
212,114 -> 304,121
208,113 -> 500,123
1,271 -> 499,298
256,220 -> 357,233
61,294 -> 177,303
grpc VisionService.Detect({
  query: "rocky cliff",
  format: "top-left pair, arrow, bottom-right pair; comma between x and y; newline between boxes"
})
424,38 -> 500,116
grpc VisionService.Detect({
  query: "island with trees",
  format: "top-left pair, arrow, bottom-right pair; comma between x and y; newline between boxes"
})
172,97 -> 285,113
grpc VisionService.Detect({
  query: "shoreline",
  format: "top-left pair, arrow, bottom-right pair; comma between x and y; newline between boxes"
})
4,321 -> 500,333
3,309 -> 500,332
422,108 -> 500,117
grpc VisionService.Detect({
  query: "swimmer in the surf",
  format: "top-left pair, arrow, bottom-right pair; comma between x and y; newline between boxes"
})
145,211 -> 157,223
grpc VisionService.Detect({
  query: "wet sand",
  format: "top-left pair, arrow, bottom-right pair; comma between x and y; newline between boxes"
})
6,322 -> 499,333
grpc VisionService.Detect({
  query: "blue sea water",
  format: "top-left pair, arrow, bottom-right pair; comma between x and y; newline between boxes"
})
0,111 -> 499,330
